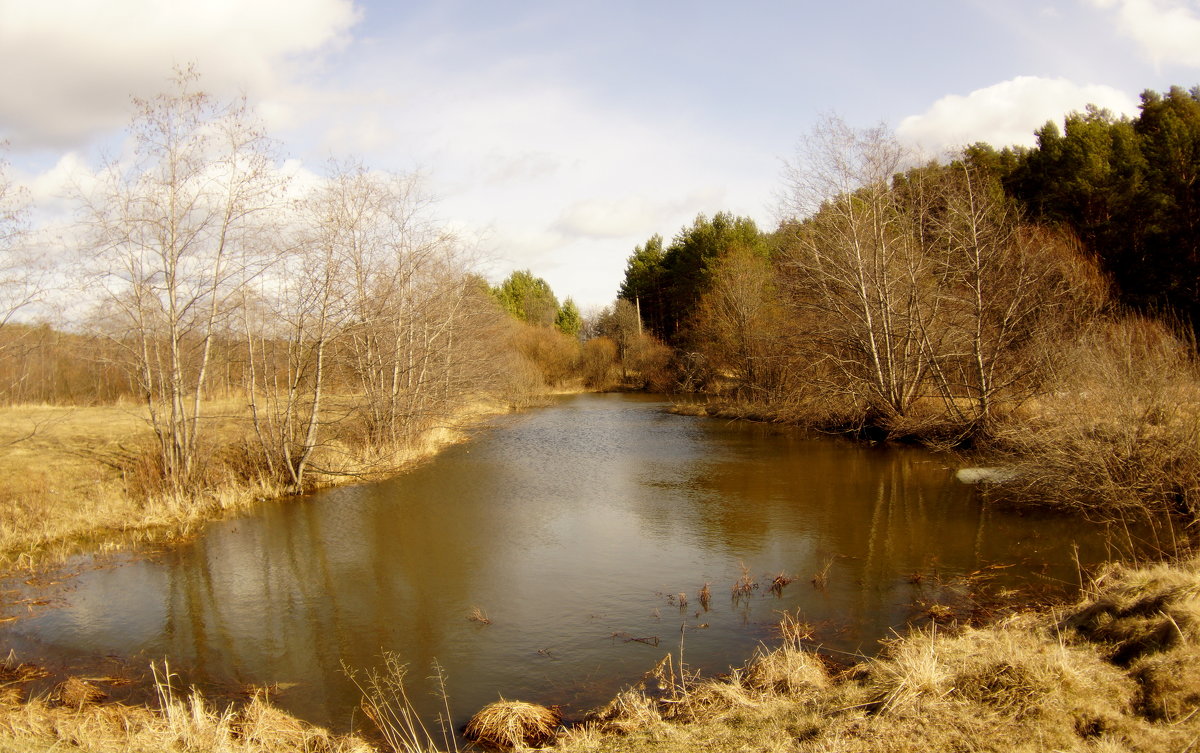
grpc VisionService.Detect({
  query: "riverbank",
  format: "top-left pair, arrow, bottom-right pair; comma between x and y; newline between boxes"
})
0,394 -> 535,574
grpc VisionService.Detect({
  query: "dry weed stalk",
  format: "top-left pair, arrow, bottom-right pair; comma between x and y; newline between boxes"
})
698,582 -> 711,611
343,653 -> 455,753
468,606 -> 492,625
812,558 -> 834,590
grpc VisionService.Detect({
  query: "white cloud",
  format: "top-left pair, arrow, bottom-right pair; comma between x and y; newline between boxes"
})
1088,0 -> 1200,68
896,76 -> 1138,153
552,191 -> 724,240
0,0 -> 359,148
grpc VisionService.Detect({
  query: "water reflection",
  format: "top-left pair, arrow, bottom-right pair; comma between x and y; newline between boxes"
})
1,393 -> 1127,731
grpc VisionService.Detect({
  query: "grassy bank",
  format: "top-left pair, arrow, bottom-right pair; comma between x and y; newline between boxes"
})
0,396 -> 519,573
0,659 -> 374,753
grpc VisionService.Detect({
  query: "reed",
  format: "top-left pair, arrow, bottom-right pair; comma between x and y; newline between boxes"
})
732,562 -> 758,598
769,572 -> 795,595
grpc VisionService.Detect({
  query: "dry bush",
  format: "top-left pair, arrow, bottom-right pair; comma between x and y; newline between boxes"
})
512,325 -> 580,388
624,334 -> 675,392
578,337 -> 618,390
464,699 -> 560,749
994,315 -> 1200,522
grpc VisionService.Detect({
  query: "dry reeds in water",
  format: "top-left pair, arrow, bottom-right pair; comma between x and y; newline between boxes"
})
698,583 -> 711,611
811,558 -> 833,590
464,699 -> 561,749
777,609 -> 817,647
768,572 -> 795,596
468,606 -> 492,625
732,562 -> 758,598
344,653 -> 455,753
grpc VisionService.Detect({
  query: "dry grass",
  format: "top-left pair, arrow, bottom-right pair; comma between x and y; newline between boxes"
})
464,700 -> 560,749
0,663 -> 373,753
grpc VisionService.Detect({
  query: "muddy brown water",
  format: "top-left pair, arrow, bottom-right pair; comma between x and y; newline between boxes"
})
0,393 -> 1138,733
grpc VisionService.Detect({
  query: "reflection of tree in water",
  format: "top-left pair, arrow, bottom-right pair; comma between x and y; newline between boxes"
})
158,455 -> 513,729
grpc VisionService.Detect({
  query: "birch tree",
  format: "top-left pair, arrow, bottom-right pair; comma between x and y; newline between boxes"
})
84,69 -> 279,500
779,116 -> 934,421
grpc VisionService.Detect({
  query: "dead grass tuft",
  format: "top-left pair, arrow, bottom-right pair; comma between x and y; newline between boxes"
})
54,676 -> 106,708
464,699 -> 561,749
743,647 -> 829,697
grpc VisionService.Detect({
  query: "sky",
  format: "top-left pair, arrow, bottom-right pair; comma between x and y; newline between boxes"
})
2,0 -> 1199,311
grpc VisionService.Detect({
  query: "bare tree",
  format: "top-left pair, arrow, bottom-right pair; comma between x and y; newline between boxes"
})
0,150 -> 42,343
82,68 -> 280,500
922,164 -> 1106,427
779,116 -> 934,422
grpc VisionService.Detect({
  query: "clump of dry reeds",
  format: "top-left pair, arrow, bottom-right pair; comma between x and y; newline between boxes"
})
54,676 -> 106,708
344,653 -> 453,753
777,609 -> 817,647
732,562 -> 758,598
698,583 -> 711,611
768,572 -> 795,596
468,606 -> 492,625
464,699 -> 561,749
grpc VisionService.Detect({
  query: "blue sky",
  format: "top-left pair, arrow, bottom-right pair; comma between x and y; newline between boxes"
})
2,0 -> 1198,309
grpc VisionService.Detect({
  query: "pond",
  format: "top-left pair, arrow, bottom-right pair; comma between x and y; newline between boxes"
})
0,393 -> 1129,733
